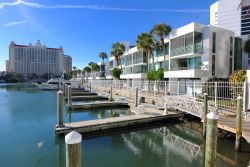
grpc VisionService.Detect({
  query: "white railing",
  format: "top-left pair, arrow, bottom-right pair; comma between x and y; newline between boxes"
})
88,80 -> 245,116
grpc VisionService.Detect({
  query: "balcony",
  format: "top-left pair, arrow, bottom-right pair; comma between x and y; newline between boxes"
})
170,31 -> 203,59
164,67 -> 208,78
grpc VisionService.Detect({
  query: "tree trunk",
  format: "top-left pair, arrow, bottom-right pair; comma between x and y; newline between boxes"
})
152,50 -> 155,71
161,37 -> 167,70
146,49 -> 148,74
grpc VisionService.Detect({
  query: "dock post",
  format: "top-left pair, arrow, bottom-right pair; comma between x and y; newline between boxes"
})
57,90 -> 64,128
65,131 -> 82,167
65,85 -> 68,98
109,86 -> 113,101
236,96 -> 242,152
203,93 -> 208,138
205,112 -> 219,167
90,83 -> 92,92
68,86 -> 72,106
135,87 -> 138,107
63,84 -> 65,96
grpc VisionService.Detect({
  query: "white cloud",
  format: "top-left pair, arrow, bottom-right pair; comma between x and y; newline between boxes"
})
4,20 -> 27,27
0,0 -> 209,13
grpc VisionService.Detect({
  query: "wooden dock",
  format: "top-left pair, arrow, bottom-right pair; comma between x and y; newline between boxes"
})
65,95 -> 108,101
67,101 -> 129,110
55,110 -> 184,135
70,92 -> 97,96
217,116 -> 250,143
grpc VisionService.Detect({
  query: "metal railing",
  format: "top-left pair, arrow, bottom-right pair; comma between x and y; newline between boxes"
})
88,80 -> 245,116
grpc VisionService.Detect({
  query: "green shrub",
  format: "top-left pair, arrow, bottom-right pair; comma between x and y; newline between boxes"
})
112,68 -> 121,80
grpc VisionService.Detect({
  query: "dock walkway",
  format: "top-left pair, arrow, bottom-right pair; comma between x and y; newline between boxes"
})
56,96 -> 184,135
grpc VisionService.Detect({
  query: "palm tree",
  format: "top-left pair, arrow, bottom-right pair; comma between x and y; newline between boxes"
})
72,66 -> 77,77
136,32 -> 155,73
111,42 -> 125,67
83,66 -> 91,73
151,23 -> 171,70
99,52 -> 107,65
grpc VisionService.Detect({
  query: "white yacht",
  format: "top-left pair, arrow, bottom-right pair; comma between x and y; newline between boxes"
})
34,77 -> 71,90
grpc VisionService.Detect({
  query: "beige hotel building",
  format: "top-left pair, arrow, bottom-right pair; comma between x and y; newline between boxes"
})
6,40 -> 72,76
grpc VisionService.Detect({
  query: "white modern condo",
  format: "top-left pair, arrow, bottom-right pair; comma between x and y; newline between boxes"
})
165,22 -> 235,94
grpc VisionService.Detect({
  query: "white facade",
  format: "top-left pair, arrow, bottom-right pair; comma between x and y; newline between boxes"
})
7,40 -> 64,76
210,0 -> 242,36
165,22 -> 235,80
210,0 -> 250,69
120,47 -> 146,80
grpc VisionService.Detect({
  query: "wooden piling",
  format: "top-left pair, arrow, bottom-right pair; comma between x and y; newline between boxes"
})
65,85 -> 68,98
65,131 -> 82,167
135,87 -> 138,107
235,96 -> 242,152
203,93 -> 208,138
203,93 -> 208,167
68,86 -> 72,106
57,90 -> 64,128
109,86 -> 113,101
90,83 -> 91,92
205,112 -> 219,167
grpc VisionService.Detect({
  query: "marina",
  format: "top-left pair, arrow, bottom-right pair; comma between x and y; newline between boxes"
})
1,83 -> 250,167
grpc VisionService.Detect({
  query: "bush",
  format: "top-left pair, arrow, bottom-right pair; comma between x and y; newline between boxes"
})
229,70 -> 246,82
147,71 -> 156,81
112,68 -> 121,80
147,68 -> 164,81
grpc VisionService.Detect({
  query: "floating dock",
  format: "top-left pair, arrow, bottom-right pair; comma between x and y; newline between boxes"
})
55,111 -> 184,135
70,92 -> 97,96
217,116 -> 250,143
65,95 -> 108,101
67,101 -> 128,110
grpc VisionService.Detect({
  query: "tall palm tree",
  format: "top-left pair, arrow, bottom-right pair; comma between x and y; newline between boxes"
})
88,62 -> 99,73
136,32 -> 155,73
111,42 -> 125,67
99,52 -> 107,65
151,23 -> 171,70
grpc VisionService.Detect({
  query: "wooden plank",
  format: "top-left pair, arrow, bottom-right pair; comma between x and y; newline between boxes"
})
55,112 -> 184,135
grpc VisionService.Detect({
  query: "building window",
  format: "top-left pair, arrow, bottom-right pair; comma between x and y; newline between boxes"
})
230,37 -> 233,56
212,32 -> 216,53
212,55 -> 215,76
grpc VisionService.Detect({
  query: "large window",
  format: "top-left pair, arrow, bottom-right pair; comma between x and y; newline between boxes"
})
174,57 -> 201,70
234,37 -> 242,70
212,55 -> 215,76
171,32 -> 203,57
133,65 -> 146,74
212,32 -> 216,53
133,51 -> 145,64
230,37 -> 233,74
185,33 -> 193,54
194,32 -> 203,53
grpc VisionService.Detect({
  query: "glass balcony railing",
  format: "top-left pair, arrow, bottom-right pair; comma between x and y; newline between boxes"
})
171,44 -> 203,57
170,66 -> 201,71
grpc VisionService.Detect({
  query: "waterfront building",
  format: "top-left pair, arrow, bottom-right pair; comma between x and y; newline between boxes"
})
210,0 -> 250,69
64,55 -> 72,75
164,22 -> 234,94
5,60 -> 9,72
120,47 -> 146,80
7,40 -> 65,76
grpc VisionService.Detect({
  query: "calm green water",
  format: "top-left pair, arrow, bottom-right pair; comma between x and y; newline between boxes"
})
0,83 -> 249,167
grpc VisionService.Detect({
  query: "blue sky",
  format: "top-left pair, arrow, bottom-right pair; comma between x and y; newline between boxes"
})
0,0 -> 216,71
